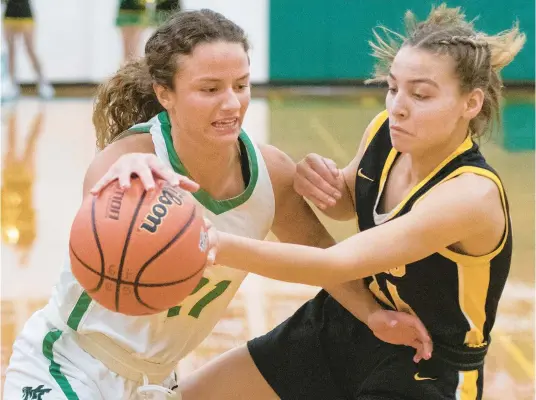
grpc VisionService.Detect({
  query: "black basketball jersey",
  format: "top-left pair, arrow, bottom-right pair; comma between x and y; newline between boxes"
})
356,110 -> 512,352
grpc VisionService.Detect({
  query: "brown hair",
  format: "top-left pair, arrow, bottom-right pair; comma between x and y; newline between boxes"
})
93,9 -> 250,149
367,4 -> 526,138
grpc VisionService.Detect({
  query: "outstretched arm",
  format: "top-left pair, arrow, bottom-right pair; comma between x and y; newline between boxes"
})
215,173 -> 504,287
260,144 -> 432,358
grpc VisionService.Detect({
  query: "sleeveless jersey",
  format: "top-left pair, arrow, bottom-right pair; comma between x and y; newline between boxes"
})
356,111 -> 512,353
47,111 -> 275,365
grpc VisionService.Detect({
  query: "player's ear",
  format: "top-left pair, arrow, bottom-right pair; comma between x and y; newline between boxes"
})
153,83 -> 175,110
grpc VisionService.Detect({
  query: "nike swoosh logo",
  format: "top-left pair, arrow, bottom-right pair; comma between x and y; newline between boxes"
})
414,373 -> 437,381
358,168 -> 374,182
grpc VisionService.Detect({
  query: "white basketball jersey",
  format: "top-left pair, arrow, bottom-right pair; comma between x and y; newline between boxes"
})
48,112 -> 275,365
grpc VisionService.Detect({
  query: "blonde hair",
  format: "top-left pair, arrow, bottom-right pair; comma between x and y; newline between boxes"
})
92,9 -> 250,150
367,4 -> 526,138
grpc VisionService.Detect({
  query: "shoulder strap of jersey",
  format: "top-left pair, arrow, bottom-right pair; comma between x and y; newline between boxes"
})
110,128 -> 149,144
364,110 -> 389,152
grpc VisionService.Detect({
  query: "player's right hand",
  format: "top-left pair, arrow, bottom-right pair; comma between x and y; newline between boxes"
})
367,309 -> 433,363
90,153 -> 200,194
294,153 -> 345,210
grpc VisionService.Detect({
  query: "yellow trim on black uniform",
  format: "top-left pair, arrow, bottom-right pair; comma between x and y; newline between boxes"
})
355,111 -> 512,375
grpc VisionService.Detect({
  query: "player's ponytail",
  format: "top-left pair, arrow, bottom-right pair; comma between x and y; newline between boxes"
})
93,59 -> 163,150
367,3 -> 525,138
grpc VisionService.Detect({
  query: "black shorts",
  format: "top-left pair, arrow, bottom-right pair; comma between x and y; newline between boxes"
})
248,290 -> 484,400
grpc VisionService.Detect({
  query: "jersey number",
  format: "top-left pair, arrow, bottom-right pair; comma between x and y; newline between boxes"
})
166,277 -> 231,318
370,266 -> 416,315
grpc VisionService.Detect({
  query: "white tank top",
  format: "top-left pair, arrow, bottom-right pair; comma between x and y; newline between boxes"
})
48,112 -> 275,365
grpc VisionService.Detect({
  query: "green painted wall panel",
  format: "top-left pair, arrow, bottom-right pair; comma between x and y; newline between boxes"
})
270,0 -> 534,82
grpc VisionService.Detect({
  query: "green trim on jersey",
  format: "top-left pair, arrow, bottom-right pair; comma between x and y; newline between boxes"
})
65,112 -> 258,329
66,291 -> 92,331
128,123 -> 154,133
42,330 -> 80,399
158,112 -> 259,215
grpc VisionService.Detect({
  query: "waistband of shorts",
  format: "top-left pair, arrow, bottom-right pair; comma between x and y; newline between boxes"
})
432,340 -> 490,371
42,304 -> 178,384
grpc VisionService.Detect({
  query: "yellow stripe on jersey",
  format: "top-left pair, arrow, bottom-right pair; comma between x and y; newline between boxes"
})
457,261 -> 490,346
367,276 -> 396,309
440,166 -> 508,347
386,280 -> 417,316
437,166 -> 509,264
355,110 -> 388,233
410,165 -> 509,346
376,134 -> 474,222
378,149 -> 398,199
364,110 -> 389,151
456,370 -> 479,400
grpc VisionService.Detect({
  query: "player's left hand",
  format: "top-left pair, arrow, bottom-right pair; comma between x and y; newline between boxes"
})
367,309 -> 433,363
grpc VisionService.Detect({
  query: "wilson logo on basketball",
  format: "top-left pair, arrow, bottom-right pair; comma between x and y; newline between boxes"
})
140,186 -> 185,233
106,189 -> 125,220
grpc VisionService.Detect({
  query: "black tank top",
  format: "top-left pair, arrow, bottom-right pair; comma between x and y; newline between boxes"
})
355,111 -> 512,355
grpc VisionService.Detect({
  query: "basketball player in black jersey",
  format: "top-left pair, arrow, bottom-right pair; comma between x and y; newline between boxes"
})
180,5 -> 525,400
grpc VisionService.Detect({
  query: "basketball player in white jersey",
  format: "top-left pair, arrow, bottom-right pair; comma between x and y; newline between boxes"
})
4,9 -> 431,400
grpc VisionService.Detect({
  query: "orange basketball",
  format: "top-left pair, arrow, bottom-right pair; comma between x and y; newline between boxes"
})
69,179 -> 208,316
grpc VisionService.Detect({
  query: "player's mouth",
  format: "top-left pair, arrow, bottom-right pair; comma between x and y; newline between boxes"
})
211,118 -> 239,133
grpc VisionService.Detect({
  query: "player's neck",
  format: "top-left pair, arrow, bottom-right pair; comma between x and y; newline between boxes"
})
406,130 -> 468,184
174,134 -> 242,197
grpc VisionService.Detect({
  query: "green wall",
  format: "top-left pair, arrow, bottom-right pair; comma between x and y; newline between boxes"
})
269,0 -> 534,82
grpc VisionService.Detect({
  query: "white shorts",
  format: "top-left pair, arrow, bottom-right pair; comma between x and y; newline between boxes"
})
3,309 -> 179,400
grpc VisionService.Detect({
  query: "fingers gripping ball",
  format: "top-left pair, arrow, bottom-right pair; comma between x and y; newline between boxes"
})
69,179 -> 208,316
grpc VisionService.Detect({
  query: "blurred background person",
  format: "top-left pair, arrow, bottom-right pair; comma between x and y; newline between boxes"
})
116,0 -> 147,62
2,0 -> 54,99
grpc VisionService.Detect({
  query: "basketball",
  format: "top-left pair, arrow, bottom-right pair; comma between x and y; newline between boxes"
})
69,179 -> 208,316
